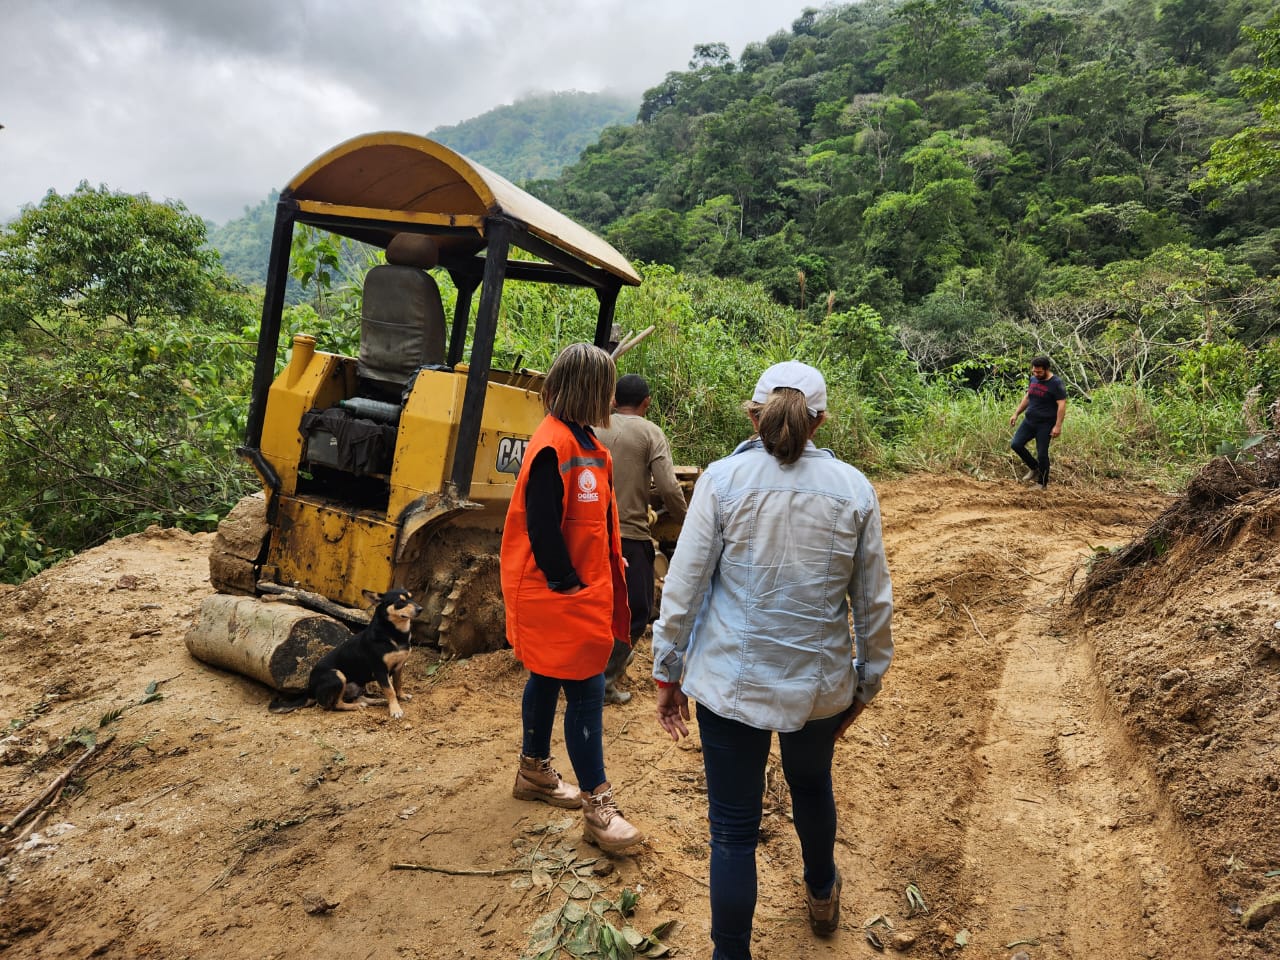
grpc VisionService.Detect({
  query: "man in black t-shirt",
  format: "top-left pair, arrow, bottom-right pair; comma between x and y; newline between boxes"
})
1008,356 -> 1067,489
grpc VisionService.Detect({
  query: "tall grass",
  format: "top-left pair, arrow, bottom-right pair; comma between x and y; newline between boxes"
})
371,260 -> 1256,490
847,381 -> 1247,492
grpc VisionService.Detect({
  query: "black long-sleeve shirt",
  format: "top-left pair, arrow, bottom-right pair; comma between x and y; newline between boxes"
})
524,420 -> 610,592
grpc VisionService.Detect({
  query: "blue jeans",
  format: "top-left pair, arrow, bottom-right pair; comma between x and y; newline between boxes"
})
521,671 -> 606,792
1011,417 -> 1054,486
697,703 -> 843,960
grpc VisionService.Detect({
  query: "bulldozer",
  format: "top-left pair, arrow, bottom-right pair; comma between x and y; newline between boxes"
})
192,131 -> 643,682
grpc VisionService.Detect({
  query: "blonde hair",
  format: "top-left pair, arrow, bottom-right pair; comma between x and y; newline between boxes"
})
542,343 -> 616,427
746,388 -> 819,466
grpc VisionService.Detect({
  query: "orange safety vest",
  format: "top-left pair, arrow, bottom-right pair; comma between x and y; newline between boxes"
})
501,415 -> 630,679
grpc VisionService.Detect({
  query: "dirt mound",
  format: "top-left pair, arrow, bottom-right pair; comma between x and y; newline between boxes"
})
1074,450 -> 1280,957
0,478 -> 1277,959
1079,441 -> 1280,602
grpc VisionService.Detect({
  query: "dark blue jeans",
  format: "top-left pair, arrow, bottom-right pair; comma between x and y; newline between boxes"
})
1011,417 -> 1054,486
697,703 -> 843,960
521,671 -> 606,792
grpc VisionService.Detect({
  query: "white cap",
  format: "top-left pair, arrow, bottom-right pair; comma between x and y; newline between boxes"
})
751,361 -> 827,417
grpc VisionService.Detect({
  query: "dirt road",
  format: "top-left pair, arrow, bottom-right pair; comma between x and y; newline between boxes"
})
1,473 -> 1276,959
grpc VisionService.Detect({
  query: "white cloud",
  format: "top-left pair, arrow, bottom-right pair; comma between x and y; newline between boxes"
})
0,0 -> 824,223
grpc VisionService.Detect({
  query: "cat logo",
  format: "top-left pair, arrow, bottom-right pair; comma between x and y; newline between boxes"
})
496,436 -> 528,475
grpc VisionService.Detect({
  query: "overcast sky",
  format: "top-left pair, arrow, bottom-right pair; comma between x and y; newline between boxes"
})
2,0 -> 826,225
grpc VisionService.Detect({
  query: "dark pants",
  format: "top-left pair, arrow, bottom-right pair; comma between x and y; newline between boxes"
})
604,538 -> 655,689
697,704 -> 843,960
1011,417 -> 1054,486
621,538 -> 655,639
521,671 -> 606,792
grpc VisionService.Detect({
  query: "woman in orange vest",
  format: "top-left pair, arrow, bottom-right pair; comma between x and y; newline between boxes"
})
501,342 -> 642,853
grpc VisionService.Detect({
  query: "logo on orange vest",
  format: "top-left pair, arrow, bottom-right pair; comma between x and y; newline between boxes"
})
576,469 -> 600,502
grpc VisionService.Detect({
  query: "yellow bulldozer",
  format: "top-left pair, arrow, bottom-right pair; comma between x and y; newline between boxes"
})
189,132 -> 645,685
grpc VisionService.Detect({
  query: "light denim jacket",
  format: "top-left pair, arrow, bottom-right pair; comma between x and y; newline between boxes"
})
652,438 -> 894,733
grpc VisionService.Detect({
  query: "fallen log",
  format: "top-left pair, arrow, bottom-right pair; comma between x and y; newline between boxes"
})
184,594 -> 351,692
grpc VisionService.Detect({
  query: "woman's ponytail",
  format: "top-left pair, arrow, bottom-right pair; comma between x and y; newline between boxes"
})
747,388 -> 817,466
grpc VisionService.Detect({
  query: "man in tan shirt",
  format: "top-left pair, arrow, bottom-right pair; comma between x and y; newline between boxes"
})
595,374 -> 688,704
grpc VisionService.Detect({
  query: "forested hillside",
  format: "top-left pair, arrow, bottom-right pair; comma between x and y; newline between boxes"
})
533,0 -> 1280,366
205,191 -> 281,289
206,92 -> 638,289
4,0 -> 1280,583
430,90 -> 638,182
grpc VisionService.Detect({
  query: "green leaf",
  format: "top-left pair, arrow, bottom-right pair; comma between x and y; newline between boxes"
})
563,918 -> 596,957
618,887 -> 639,916
524,912 -> 560,955
621,925 -> 645,947
647,919 -> 677,940
638,918 -> 678,957
956,928 -> 970,947
905,882 -> 929,916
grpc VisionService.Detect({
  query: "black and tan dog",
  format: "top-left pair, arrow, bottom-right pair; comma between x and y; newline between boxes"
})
269,588 -> 421,719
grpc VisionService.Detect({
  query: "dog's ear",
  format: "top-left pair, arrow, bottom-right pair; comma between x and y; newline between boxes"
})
362,588 -> 381,606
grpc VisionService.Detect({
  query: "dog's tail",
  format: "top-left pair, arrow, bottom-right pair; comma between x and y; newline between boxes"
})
267,692 -> 311,714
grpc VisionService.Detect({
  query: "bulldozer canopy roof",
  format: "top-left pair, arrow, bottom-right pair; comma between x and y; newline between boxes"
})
285,131 -> 640,286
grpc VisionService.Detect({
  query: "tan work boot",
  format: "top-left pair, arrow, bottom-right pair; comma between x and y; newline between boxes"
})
805,867 -> 842,936
581,783 -> 643,853
512,755 -> 581,808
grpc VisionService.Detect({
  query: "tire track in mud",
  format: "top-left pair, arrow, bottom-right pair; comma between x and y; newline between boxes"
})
871,478 -> 1220,959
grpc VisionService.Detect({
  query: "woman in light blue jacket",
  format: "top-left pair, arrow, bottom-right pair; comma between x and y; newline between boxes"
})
652,361 -> 894,960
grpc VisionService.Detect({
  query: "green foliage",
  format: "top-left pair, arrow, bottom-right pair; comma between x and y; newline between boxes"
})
883,0 -> 986,95
802,304 -> 923,450
0,188 -> 257,582
0,318 -> 257,581
431,91 -> 639,184
513,823 -> 674,960
0,184 -> 227,334
205,191 -> 280,288
1197,12 -> 1280,190
882,377 -> 1219,491
11,2 -> 1280,584
528,0 -> 1277,325
287,226 -> 376,330
606,209 -> 685,266
625,282 -> 768,468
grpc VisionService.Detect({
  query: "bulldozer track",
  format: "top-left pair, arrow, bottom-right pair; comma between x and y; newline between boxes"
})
434,553 -> 505,660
